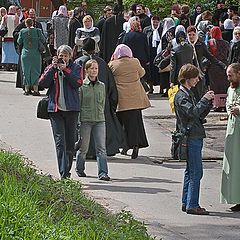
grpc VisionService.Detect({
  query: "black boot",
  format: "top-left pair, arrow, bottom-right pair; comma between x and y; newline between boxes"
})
131,146 -> 139,159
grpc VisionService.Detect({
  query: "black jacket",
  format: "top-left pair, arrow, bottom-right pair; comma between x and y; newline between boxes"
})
170,43 -> 194,85
174,86 -> 212,139
228,41 -> 240,64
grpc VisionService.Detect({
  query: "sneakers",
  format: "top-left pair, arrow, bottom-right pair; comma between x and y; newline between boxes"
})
186,207 -> 209,215
99,175 -> 110,181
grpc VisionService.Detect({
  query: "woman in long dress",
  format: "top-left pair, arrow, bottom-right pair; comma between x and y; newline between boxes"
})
108,44 -> 150,159
17,18 -> 45,95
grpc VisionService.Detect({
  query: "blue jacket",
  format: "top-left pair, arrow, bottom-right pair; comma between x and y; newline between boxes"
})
39,61 -> 82,112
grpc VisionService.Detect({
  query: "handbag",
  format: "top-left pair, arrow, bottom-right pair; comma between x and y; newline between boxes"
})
171,130 -> 188,160
0,27 -> 8,37
37,97 -> 49,120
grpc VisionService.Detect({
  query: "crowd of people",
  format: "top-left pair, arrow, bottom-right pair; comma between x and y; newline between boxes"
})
0,1 -> 240,215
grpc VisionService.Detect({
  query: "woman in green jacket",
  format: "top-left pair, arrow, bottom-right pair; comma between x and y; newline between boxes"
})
76,59 -> 110,181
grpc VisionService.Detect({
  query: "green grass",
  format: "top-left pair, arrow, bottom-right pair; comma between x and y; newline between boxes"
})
0,151 -> 155,240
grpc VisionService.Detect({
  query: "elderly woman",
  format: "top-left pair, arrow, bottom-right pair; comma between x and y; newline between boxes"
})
75,15 -> 100,57
228,26 -> 240,64
0,5 -> 19,71
39,45 -> 82,179
52,5 -> 69,50
17,18 -> 45,95
108,44 -> 150,159
174,64 -> 214,215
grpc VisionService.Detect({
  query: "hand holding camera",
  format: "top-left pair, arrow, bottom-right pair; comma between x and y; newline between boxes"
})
204,90 -> 214,101
52,57 -> 66,70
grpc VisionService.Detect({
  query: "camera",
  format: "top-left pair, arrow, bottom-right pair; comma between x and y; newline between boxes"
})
57,58 -> 64,64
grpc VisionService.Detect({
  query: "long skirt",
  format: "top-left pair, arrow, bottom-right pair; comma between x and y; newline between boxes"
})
117,109 -> 149,149
2,41 -> 18,64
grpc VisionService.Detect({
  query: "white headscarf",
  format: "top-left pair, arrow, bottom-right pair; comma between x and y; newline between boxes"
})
232,26 -> 240,43
151,19 -> 160,47
224,19 -> 234,30
157,17 -> 175,53
172,25 -> 186,48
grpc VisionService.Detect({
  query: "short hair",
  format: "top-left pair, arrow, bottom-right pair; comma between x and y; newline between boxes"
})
82,38 -> 95,52
85,59 -> 98,70
25,18 -> 33,27
136,4 -> 145,10
178,64 -> 199,84
228,63 -> 240,74
181,4 -> 190,15
104,5 -> 112,13
57,45 -> 72,57
187,25 -> 197,33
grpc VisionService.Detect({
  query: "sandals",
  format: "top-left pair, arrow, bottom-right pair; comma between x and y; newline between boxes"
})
186,207 -> 209,215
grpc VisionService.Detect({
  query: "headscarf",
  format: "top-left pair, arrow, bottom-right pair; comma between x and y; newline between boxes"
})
8,5 -> 16,15
224,19 -> 234,30
79,15 -> 95,32
58,5 -> 68,17
111,44 -> 133,60
172,25 -> 186,48
175,31 -> 187,45
209,27 -> 222,56
197,20 -> 211,33
157,17 -> 175,53
124,16 -> 139,33
210,26 -> 222,40
232,26 -> 240,43
151,17 -> 160,48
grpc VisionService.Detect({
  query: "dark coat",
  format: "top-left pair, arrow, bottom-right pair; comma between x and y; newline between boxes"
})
100,15 -> 125,63
170,43 -> 194,85
191,39 -> 225,100
138,13 -> 151,30
68,17 -> 83,48
122,31 -> 150,64
174,86 -> 212,139
13,21 -> 43,89
222,29 -> 233,43
207,39 -> 230,94
228,41 -> 240,64
75,54 -> 122,156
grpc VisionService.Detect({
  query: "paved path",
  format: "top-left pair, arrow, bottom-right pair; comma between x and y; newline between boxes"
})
0,71 -> 239,240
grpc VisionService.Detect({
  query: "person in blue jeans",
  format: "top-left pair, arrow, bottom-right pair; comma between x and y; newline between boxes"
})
76,59 -> 110,181
174,64 -> 214,215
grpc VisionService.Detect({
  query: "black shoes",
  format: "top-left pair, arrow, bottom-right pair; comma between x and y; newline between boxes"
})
131,146 -> 139,159
99,175 -> 110,181
230,204 -> 240,212
76,171 -> 87,177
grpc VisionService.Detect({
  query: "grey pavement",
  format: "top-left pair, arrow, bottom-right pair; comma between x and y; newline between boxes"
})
0,71 -> 239,240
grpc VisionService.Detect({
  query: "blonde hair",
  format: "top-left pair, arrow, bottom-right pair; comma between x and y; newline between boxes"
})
85,59 -> 98,70
57,45 -> 72,57
83,15 -> 93,23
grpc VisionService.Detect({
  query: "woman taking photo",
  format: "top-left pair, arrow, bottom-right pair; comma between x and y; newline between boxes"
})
174,64 -> 214,215
109,44 -> 150,159
17,18 -> 45,95
39,45 -> 82,179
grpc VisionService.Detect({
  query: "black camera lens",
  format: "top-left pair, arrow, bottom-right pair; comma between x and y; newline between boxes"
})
57,58 -> 64,64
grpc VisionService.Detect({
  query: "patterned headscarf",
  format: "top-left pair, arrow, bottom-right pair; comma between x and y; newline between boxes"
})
111,44 -> 133,60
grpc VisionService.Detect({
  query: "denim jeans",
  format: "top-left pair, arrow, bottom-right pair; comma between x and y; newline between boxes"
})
49,111 -> 78,178
76,121 -> 108,178
182,138 -> 203,209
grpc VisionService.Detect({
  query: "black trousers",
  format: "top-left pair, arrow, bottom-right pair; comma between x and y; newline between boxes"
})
49,111 -> 78,178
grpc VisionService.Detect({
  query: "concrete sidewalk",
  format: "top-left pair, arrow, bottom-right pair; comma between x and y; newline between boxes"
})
0,71 -> 239,240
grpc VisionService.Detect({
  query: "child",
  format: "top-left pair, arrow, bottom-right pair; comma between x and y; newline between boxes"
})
76,59 -> 110,181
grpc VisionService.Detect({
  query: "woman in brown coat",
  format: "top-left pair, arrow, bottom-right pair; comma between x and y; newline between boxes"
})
108,44 -> 150,159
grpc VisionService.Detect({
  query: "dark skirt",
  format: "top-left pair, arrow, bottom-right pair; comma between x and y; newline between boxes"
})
117,109 -> 149,149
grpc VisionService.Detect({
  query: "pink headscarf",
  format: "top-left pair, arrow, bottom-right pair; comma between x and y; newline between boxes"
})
111,44 -> 133,60
58,5 -> 68,17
